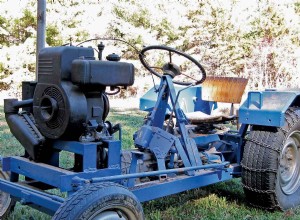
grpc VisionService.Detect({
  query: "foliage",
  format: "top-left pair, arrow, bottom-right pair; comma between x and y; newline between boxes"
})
295,2 -> 300,13
46,24 -> 63,46
1,8 -> 36,46
1,0 -> 300,94
108,0 -> 300,90
0,62 -> 4,73
0,82 -> 10,91
11,9 -> 37,45
74,30 -> 89,43
0,15 -> 9,46
113,6 -> 151,29
0,62 -> 13,80
152,18 -> 179,44
27,63 -> 35,73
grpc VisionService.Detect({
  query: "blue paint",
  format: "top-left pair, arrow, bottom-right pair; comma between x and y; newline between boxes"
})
0,178 -> 63,215
239,90 -> 300,126
140,85 -> 213,114
5,73 -> 298,217
193,134 -> 220,148
133,168 -> 232,202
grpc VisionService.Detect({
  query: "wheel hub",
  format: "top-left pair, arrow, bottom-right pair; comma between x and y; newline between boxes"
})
92,210 -> 126,220
89,206 -> 137,220
279,131 -> 300,195
0,171 -> 13,217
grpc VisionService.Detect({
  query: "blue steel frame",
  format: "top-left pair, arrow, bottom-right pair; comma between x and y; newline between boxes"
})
239,90 -> 300,127
0,74 -> 246,216
140,84 -> 216,114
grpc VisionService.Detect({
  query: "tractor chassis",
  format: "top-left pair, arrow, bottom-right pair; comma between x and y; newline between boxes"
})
0,142 -> 233,215
0,74 -> 244,216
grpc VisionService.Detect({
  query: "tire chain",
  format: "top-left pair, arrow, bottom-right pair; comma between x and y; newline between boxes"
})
280,108 -> 300,135
243,183 -> 280,210
241,164 -> 277,173
241,135 -> 279,202
241,129 -> 282,210
242,183 -> 275,194
243,137 -> 281,153
241,107 -> 300,211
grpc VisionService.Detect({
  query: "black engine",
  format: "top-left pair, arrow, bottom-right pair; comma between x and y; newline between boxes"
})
4,46 -> 134,161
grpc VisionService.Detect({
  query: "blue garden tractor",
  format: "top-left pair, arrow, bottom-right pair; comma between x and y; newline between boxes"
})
1,41 -> 300,219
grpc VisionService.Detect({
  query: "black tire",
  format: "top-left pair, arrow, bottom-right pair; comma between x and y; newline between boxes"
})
0,170 -> 15,219
242,107 -> 300,210
52,182 -> 144,220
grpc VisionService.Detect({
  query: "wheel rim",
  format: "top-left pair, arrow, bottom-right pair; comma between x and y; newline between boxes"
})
89,206 -> 137,220
0,172 -> 12,216
279,131 -> 300,195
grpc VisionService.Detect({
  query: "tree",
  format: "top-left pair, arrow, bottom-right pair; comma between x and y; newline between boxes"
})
11,9 -> 37,44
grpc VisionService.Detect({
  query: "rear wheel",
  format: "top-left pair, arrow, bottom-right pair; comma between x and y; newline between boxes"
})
0,170 -> 15,219
52,182 -> 144,220
242,107 -> 300,210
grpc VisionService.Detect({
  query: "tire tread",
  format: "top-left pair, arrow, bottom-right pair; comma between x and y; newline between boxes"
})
242,107 -> 300,210
52,182 -> 142,220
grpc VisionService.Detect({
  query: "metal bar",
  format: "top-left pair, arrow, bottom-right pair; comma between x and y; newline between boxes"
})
105,140 -> 121,169
36,0 -> 46,80
146,80 -> 168,128
91,162 -> 229,183
166,76 -> 202,166
82,143 -> 97,170
166,83 -> 194,129
238,124 -> 249,137
12,99 -> 33,108
132,169 -> 232,202
53,141 -> 99,155
0,179 -> 63,215
237,123 -> 249,164
174,138 -> 192,169
127,152 -> 144,187
60,168 -> 121,192
3,157 -> 74,188
247,91 -> 263,108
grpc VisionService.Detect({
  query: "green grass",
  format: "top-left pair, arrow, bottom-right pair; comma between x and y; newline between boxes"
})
107,108 -> 147,149
1,106 -> 300,219
143,179 -> 300,220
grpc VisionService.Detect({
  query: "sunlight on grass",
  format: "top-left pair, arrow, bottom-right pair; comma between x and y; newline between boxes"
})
144,184 -> 300,220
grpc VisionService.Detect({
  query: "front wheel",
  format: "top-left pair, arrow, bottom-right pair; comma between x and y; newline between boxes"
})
52,182 -> 144,220
0,170 -> 15,219
242,107 -> 300,210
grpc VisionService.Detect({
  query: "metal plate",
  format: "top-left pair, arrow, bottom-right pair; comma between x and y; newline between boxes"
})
202,76 -> 248,103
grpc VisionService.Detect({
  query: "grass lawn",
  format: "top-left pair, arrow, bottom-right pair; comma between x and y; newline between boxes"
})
1,105 -> 300,219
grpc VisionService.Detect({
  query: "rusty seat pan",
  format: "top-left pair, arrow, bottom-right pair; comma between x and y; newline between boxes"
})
201,76 -> 248,104
187,76 -> 248,124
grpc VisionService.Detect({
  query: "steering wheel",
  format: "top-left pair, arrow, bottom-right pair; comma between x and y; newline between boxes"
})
139,45 -> 206,85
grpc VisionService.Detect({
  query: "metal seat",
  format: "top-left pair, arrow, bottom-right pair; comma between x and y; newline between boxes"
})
187,76 -> 248,124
